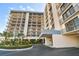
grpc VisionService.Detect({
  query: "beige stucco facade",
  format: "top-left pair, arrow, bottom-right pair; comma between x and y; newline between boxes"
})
7,10 -> 44,40
40,3 -> 79,48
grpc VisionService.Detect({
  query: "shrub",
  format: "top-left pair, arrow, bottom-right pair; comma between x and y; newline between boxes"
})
30,39 -> 36,44
0,44 -> 32,49
30,39 -> 42,44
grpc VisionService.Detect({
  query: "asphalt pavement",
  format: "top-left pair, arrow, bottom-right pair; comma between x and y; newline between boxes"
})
0,44 -> 79,56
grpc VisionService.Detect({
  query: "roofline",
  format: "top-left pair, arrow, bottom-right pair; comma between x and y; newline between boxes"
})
10,10 -> 43,14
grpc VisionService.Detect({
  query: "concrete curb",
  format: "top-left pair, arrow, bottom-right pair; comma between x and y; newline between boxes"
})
0,46 -> 33,51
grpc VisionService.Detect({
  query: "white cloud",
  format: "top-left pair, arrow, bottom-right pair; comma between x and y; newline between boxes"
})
27,6 -> 35,11
10,7 -> 14,10
19,5 -> 26,10
9,5 -> 35,11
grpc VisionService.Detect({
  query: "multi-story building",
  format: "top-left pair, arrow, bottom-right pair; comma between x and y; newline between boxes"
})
40,3 -> 79,48
7,10 -> 44,39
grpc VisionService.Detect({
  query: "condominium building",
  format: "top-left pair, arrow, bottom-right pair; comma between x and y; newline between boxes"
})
7,10 -> 44,39
40,3 -> 79,48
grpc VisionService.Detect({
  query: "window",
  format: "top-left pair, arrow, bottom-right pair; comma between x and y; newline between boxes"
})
38,13 -> 43,15
62,6 -> 75,21
37,25 -> 41,27
38,22 -> 41,24
32,22 -> 36,24
63,13 -> 67,20
29,13 -> 32,15
49,6 -> 52,11
46,24 -> 49,27
74,17 -> 79,25
22,21 -> 25,23
74,17 -> 79,29
65,17 -> 79,32
13,18 -> 17,20
32,25 -> 36,27
65,20 -> 75,32
69,6 -> 75,15
66,10 -> 71,17
60,3 -> 67,12
52,24 -> 55,29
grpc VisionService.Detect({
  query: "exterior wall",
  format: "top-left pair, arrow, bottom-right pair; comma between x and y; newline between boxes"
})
52,4 -> 61,30
44,37 -> 53,46
7,10 -> 44,40
24,13 -> 29,37
43,3 -> 79,48
57,3 -> 79,34
52,35 -> 79,48
7,11 -> 26,35
44,3 -> 54,30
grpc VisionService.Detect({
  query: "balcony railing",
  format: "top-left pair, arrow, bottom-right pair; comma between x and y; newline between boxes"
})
60,3 -> 71,14
61,25 -> 79,34
74,4 -> 79,12
59,4 -> 79,24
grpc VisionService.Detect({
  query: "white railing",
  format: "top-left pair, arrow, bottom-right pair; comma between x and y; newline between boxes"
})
74,4 -> 79,12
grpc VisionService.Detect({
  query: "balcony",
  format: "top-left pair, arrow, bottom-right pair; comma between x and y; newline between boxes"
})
74,4 -> 79,12
60,3 -> 71,14
60,4 -> 79,24
61,25 -> 79,35
56,3 -> 62,9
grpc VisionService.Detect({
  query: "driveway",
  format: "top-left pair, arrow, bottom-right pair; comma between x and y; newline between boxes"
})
0,44 -> 79,56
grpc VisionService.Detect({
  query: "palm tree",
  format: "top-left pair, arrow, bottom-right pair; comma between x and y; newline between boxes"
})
18,32 -> 24,39
2,31 -> 13,41
0,33 -> 2,37
17,32 -> 24,44
2,31 -> 8,40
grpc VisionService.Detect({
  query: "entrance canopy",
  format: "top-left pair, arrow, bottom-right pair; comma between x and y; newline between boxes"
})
39,29 -> 61,37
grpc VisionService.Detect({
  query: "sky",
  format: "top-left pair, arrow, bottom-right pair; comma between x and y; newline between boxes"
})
0,3 -> 45,33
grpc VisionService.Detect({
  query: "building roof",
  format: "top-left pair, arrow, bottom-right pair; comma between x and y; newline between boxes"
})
10,10 -> 43,14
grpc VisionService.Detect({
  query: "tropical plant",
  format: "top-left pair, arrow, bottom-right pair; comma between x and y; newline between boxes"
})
0,33 -> 2,37
2,31 -> 13,40
17,32 -> 24,44
2,31 -> 8,40
17,32 -> 24,39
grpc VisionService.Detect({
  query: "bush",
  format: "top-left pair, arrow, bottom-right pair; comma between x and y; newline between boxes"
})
0,39 -> 31,45
30,39 -> 42,44
30,39 -> 36,44
0,44 -> 32,49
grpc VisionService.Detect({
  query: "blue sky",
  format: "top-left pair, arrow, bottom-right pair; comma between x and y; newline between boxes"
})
0,3 -> 45,33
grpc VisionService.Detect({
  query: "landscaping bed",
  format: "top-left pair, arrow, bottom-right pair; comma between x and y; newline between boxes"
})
0,44 -> 32,49
0,39 -> 32,49
0,39 -> 42,49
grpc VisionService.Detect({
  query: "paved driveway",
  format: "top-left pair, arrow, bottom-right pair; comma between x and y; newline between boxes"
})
0,44 -> 79,56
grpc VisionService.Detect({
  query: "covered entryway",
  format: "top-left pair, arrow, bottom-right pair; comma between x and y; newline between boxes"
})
44,35 -> 53,46
39,29 -> 61,47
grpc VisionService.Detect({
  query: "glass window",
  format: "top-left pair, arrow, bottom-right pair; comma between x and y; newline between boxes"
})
62,6 -> 75,21
65,19 -> 75,32
29,13 -> 32,15
74,17 -> 79,26
74,17 -> 79,29
63,13 -> 67,20
60,3 -> 67,12
66,10 -> 71,17
69,6 -> 75,15
65,17 -> 79,32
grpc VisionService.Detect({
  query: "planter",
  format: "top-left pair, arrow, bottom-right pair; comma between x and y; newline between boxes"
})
0,44 -> 33,51
0,46 -> 33,51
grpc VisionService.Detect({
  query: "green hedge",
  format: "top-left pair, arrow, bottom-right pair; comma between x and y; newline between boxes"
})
0,39 -> 31,45
0,44 -> 32,49
30,39 -> 42,44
